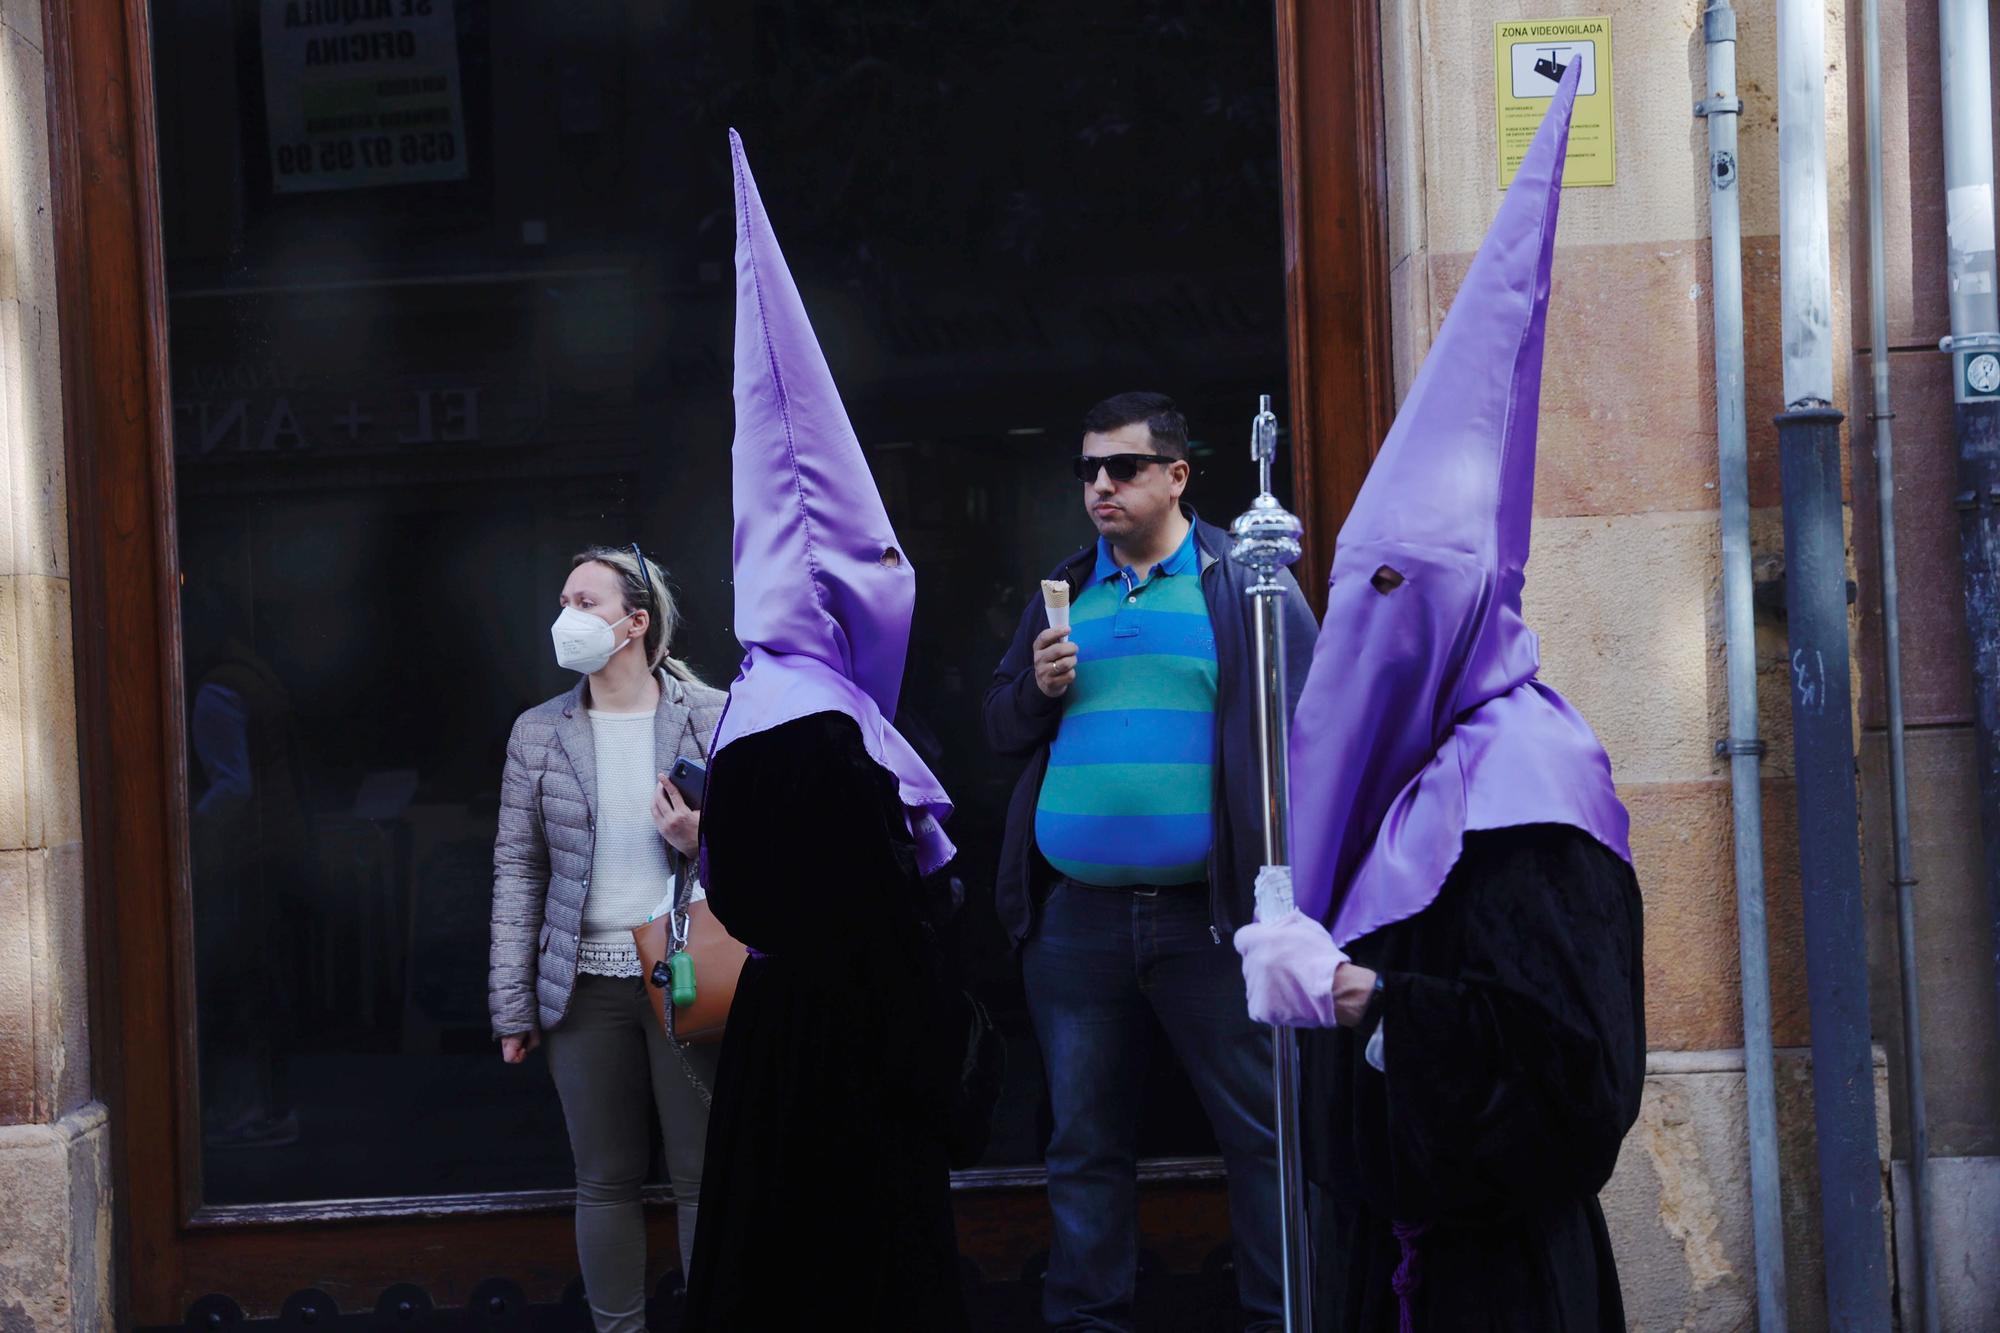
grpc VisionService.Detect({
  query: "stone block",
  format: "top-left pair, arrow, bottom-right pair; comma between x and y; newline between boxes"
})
0,0 -> 40,54
1624,780 -> 1733,1051
1386,251 -> 1431,409
0,1105 -> 113,1332
26,842 -> 88,1120
1520,508 -> 1808,792
1528,512 -> 1721,785
1754,787 -> 1825,1056
1860,728 -> 2000,1160
1448,240 -> 1719,517
1527,505 -> 1796,797
1622,778 -> 1811,1053
1690,502 -> 1868,790
1730,242 -> 1792,512
1848,349 -> 1977,730
1379,0 -> 1426,272
1890,1155 -> 2000,1333
0,307 -> 12,581
15,573 -> 79,850
1388,0 -> 1869,514
1409,0 -> 1703,251
0,848 -> 29,1122
1403,0 -> 1849,249
43,841 -> 86,1117
1607,1046 -> 1890,1333
0,843 -> 87,1125
1,297 -> 68,580
1416,234 -> 1801,521
0,25 -> 52,314
0,575 -> 22,851
1607,1054 -> 1759,1329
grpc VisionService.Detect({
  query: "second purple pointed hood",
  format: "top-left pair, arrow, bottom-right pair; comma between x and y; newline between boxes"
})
1287,61 -> 1630,945
707,131 -> 954,874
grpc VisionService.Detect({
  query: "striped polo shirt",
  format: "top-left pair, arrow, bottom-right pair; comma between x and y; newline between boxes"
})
1034,524 -> 1217,886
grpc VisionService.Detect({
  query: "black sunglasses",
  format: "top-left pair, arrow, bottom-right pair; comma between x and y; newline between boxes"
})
1071,453 -> 1180,484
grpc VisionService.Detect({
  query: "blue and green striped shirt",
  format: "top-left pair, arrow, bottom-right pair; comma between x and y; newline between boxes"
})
1034,525 -> 1217,886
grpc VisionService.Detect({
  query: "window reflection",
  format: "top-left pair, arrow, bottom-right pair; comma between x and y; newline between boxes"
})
160,0 -> 1292,1206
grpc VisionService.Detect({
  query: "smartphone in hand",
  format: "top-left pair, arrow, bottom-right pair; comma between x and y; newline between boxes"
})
667,756 -> 707,810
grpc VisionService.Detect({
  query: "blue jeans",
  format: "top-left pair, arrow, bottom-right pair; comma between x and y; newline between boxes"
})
1023,878 -> 1282,1332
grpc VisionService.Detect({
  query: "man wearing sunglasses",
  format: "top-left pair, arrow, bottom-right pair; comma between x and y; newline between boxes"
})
984,391 -> 1317,1331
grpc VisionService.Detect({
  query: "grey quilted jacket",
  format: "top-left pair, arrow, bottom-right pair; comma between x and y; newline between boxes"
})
488,670 -> 728,1036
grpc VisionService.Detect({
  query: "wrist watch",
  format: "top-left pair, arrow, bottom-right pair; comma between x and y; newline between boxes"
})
1358,972 -> 1386,1031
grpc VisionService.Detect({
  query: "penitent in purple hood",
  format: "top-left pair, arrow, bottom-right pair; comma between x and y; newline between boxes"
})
1287,61 -> 1631,947
705,130 -> 955,880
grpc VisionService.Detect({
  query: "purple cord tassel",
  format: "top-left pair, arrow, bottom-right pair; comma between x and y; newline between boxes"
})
1390,1221 -> 1428,1333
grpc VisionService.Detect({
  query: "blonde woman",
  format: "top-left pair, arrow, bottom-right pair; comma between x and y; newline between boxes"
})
488,544 -> 724,1332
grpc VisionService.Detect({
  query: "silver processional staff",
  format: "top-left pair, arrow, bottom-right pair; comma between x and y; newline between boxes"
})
1229,393 -> 1313,1332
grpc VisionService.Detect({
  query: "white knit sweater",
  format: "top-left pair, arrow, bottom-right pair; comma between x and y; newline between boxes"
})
577,708 -> 676,976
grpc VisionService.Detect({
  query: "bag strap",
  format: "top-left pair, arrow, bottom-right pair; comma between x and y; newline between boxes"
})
660,713 -> 714,1101
657,864 -> 713,1104
662,1008 -> 712,1108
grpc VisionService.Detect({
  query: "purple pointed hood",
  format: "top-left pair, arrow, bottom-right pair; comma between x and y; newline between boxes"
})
707,130 -> 954,874
1288,62 -> 1629,945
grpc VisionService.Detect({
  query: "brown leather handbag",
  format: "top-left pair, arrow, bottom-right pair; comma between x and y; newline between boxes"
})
634,896 -> 747,1045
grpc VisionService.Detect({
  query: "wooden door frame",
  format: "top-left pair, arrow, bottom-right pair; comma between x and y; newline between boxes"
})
49,0 -> 1391,1322
1277,0 -> 1398,598
46,0 -> 188,1320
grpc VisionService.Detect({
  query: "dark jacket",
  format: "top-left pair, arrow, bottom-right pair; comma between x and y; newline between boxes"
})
983,509 -> 1318,948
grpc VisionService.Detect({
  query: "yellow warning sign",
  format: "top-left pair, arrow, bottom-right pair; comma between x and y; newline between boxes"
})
1495,17 -> 1614,188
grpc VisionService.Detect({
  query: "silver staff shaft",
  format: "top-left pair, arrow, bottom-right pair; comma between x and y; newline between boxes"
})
1230,393 -> 1313,1332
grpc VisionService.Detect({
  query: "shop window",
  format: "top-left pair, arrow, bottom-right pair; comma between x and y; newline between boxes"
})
157,0 -> 1291,1206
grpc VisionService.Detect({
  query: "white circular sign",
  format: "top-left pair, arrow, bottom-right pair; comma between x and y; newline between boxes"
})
1969,352 -> 2000,395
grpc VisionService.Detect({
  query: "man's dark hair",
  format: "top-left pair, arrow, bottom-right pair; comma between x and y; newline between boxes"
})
1080,391 -> 1190,460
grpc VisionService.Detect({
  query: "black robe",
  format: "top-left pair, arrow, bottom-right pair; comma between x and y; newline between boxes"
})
683,711 -> 969,1332
1302,824 -> 1645,1333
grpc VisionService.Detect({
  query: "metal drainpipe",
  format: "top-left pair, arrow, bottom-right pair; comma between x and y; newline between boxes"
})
1773,0 -> 1896,1327
1938,0 -> 2000,1076
1696,5 -> 1788,1328
1861,0 -> 1939,1325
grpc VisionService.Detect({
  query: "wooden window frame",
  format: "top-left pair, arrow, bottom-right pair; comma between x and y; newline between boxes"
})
47,0 -> 1391,1321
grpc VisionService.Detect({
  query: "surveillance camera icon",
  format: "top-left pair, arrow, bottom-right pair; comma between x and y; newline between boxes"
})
1533,47 -> 1572,84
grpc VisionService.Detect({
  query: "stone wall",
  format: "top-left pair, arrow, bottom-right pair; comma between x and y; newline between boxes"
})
1845,0 -> 2000,1167
1379,0 -> 1996,1328
1845,3 -> 2000,1329
1381,0 -> 1827,1051
0,0 -> 111,1326
1605,1048 -> 1890,1331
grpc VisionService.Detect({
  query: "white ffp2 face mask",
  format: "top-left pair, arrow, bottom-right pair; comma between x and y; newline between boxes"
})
551,605 -> 636,675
